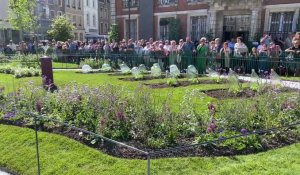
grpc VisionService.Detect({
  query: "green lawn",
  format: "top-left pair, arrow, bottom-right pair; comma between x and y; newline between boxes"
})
1,71 -> 224,111
0,124 -> 299,175
52,62 -> 79,69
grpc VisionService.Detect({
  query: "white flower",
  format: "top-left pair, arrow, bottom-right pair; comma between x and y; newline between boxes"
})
91,139 -> 97,145
78,132 -> 83,136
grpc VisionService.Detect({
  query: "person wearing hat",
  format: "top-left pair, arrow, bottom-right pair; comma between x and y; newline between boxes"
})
196,37 -> 209,74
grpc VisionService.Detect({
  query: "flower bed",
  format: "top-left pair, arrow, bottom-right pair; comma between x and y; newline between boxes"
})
0,65 -> 40,78
0,82 -> 299,158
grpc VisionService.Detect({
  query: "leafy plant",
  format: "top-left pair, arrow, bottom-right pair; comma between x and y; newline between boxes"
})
188,78 -> 199,84
167,78 -> 178,86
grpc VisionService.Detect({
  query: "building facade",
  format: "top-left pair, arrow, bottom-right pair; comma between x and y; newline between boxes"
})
83,0 -> 99,37
115,0 -> 300,42
98,0 -> 111,35
65,0 -> 85,41
0,0 -> 22,44
34,0 -> 65,40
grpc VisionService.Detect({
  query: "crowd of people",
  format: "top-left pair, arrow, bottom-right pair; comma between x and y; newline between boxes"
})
1,32 -> 299,75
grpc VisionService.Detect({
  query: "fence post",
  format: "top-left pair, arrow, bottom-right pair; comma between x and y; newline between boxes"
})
147,155 -> 151,175
34,115 -> 41,175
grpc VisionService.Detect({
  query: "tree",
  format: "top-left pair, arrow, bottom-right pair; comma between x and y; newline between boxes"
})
108,24 -> 119,42
8,0 -> 37,32
47,15 -> 75,41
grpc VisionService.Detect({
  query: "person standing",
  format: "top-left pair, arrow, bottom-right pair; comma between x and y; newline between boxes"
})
168,40 -> 177,66
196,37 -> 209,74
181,36 -> 195,70
220,42 -> 232,73
8,40 -> 16,52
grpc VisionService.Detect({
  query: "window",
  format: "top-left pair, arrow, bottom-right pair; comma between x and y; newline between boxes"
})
79,16 -> 82,26
93,15 -> 96,26
80,33 -> 83,41
269,12 -> 294,33
48,0 -> 54,4
223,15 -> 251,32
187,0 -> 204,3
78,0 -> 81,9
87,13 -> 90,26
104,23 -> 108,33
104,9 -> 107,19
67,0 -> 70,7
126,19 -> 137,40
73,15 -> 77,26
58,0 -> 62,6
41,7 -> 47,19
74,33 -> 78,40
159,18 -> 173,40
100,23 -> 103,34
123,0 -> 139,8
57,11 -> 62,16
100,8 -> 103,18
50,10 -> 55,19
158,0 -> 178,6
72,0 -> 76,8
93,0 -> 95,8
86,0 -> 89,6
190,16 -> 207,41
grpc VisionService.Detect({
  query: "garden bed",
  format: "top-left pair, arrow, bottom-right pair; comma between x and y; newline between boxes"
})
144,79 -> 229,89
0,119 -> 299,159
204,87 -> 296,100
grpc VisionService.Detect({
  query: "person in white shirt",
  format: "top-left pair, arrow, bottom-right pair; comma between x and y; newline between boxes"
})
8,40 -> 16,51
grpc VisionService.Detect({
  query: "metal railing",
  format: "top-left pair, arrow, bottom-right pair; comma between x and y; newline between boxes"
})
1,51 -> 300,76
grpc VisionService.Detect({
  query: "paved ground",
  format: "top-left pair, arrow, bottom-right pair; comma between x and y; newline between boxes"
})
236,76 -> 300,90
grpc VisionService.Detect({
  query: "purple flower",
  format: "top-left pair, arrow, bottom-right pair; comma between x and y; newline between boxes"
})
3,111 -> 16,119
218,136 -> 225,141
35,100 -> 42,113
241,128 -> 248,135
116,111 -> 126,121
231,127 -> 236,131
218,129 -> 224,133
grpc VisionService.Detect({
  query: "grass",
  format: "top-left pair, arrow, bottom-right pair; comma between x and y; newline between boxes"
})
1,71 -> 223,112
52,62 -> 79,69
0,124 -> 299,175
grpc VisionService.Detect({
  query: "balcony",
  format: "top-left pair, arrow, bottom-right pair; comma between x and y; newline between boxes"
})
122,0 -> 139,8
158,0 -> 178,7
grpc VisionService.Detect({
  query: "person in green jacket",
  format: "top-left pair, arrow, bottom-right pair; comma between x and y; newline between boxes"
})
196,37 -> 209,74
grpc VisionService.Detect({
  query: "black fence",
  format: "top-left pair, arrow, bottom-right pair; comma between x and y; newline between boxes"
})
1,51 -> 300,76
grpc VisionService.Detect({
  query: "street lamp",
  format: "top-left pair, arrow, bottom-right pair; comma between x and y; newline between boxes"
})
128,0 -> 131,39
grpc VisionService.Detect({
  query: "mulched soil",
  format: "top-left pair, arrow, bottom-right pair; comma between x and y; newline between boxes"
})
204,87 -> 296,100
144,79 -> 228,89
1,119 -> 299,160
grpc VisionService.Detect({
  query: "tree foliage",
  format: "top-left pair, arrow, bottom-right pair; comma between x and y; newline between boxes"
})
47,15 -> 75,41
8,0 -> 37,32
108,24 -> 119,42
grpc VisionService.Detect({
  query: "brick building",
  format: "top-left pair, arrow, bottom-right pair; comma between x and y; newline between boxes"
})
114,0 -> 300,42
